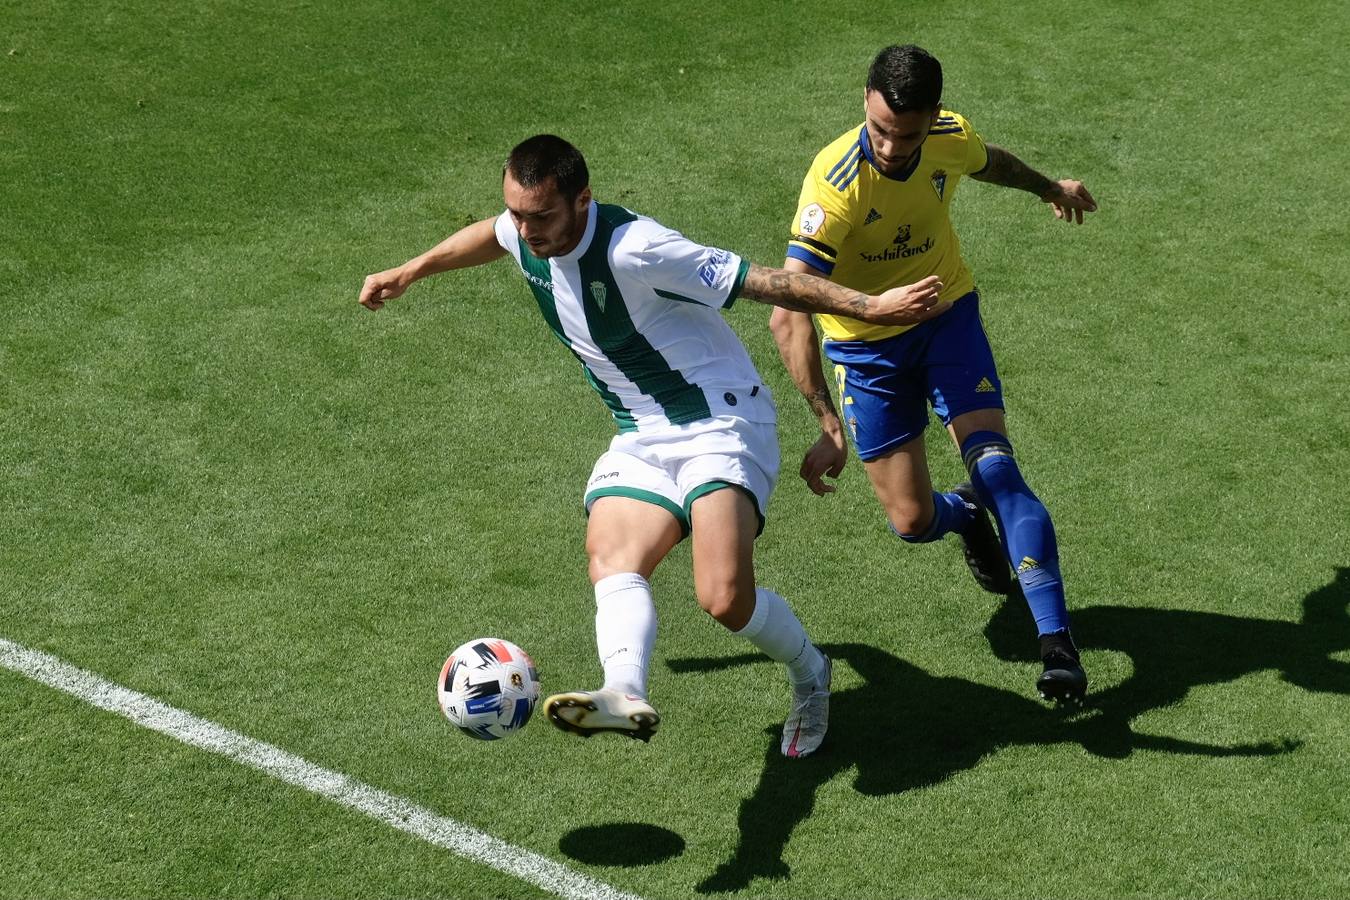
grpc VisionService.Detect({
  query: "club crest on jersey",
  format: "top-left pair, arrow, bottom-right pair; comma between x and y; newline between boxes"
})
799,203 -> 826,236
931,169 -> 947,200
589,280 -> 607,311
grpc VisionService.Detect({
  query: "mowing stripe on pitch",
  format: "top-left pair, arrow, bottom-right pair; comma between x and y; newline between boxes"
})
0,637 -> 641,900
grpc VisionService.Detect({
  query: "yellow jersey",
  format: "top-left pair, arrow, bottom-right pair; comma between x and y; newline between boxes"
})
786,110 -> 988,342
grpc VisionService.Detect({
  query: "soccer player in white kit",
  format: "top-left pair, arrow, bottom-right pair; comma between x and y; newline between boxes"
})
359,135 -> 948,757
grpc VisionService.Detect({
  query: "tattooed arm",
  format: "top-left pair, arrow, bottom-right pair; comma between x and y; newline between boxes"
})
761,258 -> 944,496
768,289 -> 847,496
971,143 -> 1098,224
970,143 -> 1057,195
741,264 -> 945,323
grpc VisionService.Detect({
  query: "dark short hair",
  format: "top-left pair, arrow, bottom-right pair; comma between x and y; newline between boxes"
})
867,45 -> 943,113
503,134 -> 589,201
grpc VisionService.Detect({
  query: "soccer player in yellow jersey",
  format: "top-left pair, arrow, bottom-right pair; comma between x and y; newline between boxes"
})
770,45 -> 1098,702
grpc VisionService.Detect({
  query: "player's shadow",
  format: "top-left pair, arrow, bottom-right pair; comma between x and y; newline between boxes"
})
668,566 -> 1350,894
982,565 -> 1350,759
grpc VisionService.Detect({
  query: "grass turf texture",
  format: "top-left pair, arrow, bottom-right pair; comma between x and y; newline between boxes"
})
3,0 -> 1349,897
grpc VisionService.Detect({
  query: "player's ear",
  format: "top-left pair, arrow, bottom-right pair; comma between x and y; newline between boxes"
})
576,185 -> 592,209
930,104 -> 943,126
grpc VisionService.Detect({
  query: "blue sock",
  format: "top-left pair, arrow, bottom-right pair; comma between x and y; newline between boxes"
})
890,491 -> 975,543
961,430 -> 1070,636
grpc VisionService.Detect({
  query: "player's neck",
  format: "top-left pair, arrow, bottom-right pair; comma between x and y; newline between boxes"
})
556,204 -> 591,257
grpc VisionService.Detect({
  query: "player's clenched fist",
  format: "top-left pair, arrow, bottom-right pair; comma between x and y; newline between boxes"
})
359,267 -> 411,311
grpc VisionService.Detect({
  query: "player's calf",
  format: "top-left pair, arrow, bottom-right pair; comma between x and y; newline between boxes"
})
962,431 -> 1066,621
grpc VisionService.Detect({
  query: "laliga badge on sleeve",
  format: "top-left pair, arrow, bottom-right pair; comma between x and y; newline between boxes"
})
799,203 -> 826,236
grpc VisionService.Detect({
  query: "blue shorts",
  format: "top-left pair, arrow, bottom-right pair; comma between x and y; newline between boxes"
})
823,291 -> 1003,461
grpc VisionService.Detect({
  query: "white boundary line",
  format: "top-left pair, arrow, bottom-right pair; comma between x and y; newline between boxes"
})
0,637 -> 641,900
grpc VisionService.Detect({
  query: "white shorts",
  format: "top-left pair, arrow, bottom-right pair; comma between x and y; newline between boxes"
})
583,416 -> 780,536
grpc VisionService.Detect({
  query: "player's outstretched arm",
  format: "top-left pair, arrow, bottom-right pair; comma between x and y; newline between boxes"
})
970,144 -> 1098,224
765,257 -> 920,496
769,298 -> 848,497
359,217 -> 507,311
741,264 -> 946,325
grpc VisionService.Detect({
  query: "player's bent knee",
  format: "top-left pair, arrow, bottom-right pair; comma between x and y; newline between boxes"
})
586,527 -> 681,583
587,547 -> 651,583
695,584 -> 736,619
696,583 -> 752,628
960,430 -> 1015,476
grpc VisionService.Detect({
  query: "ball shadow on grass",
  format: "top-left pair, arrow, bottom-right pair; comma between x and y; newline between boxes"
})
559,822 -> 686,867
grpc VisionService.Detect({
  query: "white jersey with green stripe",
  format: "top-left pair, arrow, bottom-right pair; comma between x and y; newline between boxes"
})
493,200 -> 775,433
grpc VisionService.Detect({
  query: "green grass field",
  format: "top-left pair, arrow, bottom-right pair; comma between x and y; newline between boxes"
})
4,1 -> 1349,897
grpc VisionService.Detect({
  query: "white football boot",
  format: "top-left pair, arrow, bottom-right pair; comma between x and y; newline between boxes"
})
781,654 -> 831,758
544,688 -> 660,742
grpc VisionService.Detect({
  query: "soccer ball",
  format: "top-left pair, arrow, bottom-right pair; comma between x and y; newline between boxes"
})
437,638 -> 540,740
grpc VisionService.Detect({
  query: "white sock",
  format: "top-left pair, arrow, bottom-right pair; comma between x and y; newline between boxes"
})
734,588 -> 827,692
594,572 -> 657,699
